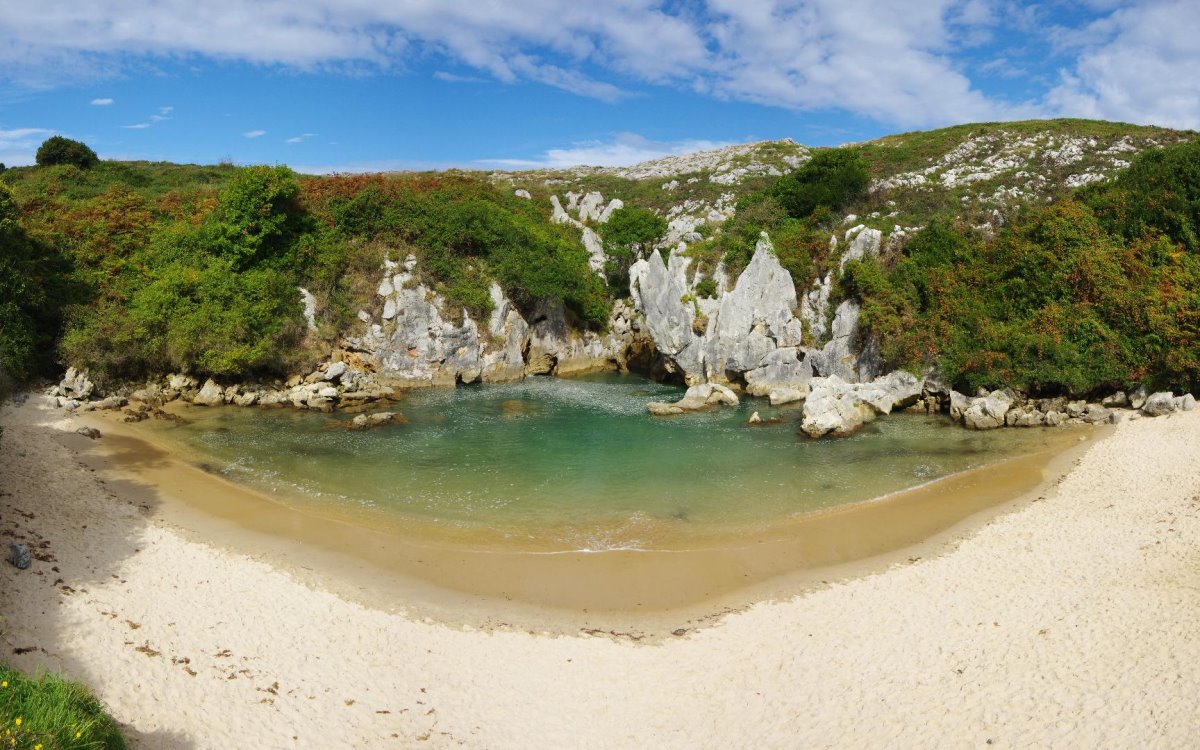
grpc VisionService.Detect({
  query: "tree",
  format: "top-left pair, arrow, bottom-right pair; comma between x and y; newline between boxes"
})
35,136 -> 99,169
600,206 -> 666,290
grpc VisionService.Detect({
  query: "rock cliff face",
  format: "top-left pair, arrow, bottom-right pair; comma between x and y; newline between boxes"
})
342,252 -> 649,388
628,231 -> 881,396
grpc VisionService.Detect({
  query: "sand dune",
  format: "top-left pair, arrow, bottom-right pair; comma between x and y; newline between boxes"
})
2,396 -> 1198,748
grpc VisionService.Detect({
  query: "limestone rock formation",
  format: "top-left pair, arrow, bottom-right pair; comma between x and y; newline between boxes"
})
647,382 -> 739,416
800,372 -> 924,438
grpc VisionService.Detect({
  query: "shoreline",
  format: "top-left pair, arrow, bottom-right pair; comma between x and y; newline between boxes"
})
4,394 -> 1199,748
64,397 -> 1095,630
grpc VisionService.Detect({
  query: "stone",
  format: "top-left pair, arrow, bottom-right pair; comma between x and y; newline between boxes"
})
647,382 -> 739,416
75,426 -> 102,439
58,367 -> 95,400
169,373 -> 198,391
1101,391 -> 1128,408
1082,404 -> 1112,424
1141,392 -> 1177,417
949,391 -> 972,421
232,392 -> 259,407
800,378 -> 873,438
8,543 -> 31,570
194,379 -> 226,406
1065,400 -> 1087,418
324,362 -> 347,381
1006,407 -> 1046,428
768,387 -> 806,406
747,411 -> 763,425
963,390 -> 1014,430
514,189 -> 531,200
317,386 -> 339,399
350,411 -> 402,429
744,347 -> 811,398
1044,411 -> 1065,427
1129,385 -> 1150,410
1182,394 -> 1196,411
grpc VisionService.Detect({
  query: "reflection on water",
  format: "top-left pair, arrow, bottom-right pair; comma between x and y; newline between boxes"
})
150,374 -> 1066,549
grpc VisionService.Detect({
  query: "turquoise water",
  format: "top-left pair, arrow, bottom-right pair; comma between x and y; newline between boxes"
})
158,374 -> 1062,550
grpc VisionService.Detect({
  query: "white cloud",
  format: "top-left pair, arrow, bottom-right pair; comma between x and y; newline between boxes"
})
1,1 -> 1197,129
285,132 -> 316,144
0,127 -> 54,165
122,122 -> 151,129
90,97 -> 114,105
243,129 -> 266,138
1043,0 -> 1200,129
433,71 -> 487,84
482,133 -> 737,169
150,105 -> 173,122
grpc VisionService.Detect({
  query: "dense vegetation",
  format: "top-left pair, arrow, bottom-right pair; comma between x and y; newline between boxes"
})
0,123 -> 1197,400
0,665 -> 126,749
0,153 -> 610,386
847,138 -> 1200,396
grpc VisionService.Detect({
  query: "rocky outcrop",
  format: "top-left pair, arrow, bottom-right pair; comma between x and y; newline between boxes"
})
800,372 -> 923,438
962,390 -> 1014,430
194,379 -> 226,407
647,382 -> 739,416
345,255 -> 648,388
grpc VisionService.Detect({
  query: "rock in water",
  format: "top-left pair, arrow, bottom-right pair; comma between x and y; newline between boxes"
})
647,382 -> 739,416
8,543 -> 31,569
75,426 -> 102,439
963,391 -> 1014,430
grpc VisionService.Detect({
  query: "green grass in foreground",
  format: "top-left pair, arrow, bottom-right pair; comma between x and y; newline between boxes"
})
0,665 -> 126,749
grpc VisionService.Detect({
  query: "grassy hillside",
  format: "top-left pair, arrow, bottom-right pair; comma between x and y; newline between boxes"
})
0,119 -> 1197,398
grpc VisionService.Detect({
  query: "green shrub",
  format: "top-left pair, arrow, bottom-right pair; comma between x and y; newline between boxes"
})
0,664 -> 127,749
35,137 -> 99,169
599,205 -> 666,290
769,148 -> 868,220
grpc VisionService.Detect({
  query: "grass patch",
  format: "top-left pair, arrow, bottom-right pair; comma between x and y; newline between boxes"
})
0,665 -> 126,749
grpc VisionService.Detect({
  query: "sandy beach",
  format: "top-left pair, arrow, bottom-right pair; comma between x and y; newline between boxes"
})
3,395 -> 1199,748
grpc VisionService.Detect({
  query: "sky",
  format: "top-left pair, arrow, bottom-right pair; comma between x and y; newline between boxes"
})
0,0 -> 1197,173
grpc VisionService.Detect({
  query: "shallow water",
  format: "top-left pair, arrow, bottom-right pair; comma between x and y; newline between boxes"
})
156,374 -> 1066,551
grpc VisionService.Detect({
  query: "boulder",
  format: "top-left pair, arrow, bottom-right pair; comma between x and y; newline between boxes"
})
853,370 -> 922,414
169,373 -> 198,391
1182,394 -> 1196,412
1142,392 -> 1177,417
747,411 -> 763,425
800,378 -> 873,438
963,391 -> 1013,430
324,362 -> 348,382
77,396 -> 127,412
1005,407 -> 1045,427
647,383 -> 739,416
949,390 -> 972,421
1129,385 -> 1150,410
1101,391 -> 1128,408
57,367 -> 95,400
75,426 -> 102,439
193,379 -> 226,406
232,392 -> 259,407
769,387 -> 806,406
1044,410 -> 1065,427
1082,404 -> 1112,424
350,411 -> 403,429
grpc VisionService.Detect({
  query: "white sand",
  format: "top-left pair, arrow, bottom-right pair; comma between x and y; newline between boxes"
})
2,397 -> 1199,748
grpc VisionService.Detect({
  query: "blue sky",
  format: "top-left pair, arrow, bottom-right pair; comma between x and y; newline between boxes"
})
1,1 -> 1196,172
